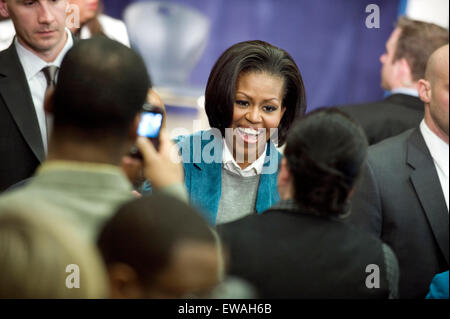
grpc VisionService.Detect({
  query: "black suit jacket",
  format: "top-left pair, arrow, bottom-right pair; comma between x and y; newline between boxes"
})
349,128 -> 449,298
337,94 -> 424,145
0,43 -> 45,192
217,206 -> 393,299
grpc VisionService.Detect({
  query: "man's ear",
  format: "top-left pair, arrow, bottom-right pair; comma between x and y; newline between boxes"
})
0,1 -> 10,18
278,158 -> 291,185
147,89 -> 166,129
129,113 -> 141,142
397,58 -> 414,87
107,262 -> 143,299
418,79 -> 431,104
277,157 -> 293,200
44,88 -> 55,115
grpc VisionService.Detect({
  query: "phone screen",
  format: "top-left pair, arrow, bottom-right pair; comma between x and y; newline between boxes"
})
137,112 -> 163,138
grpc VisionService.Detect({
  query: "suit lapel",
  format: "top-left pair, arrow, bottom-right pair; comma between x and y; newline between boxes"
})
0,44 -> 45,162
407,129 -> 449,264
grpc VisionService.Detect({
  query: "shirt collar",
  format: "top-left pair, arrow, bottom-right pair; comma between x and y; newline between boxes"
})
35,160 -> 133,191
222,139 -> 267,177
420,120 -> 449,177
389,88 -> 419,97
15,28 -> 73,81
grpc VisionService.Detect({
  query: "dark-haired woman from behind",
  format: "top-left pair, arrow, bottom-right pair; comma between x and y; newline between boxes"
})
218,108 -> 399,298
142,40 -> 306,225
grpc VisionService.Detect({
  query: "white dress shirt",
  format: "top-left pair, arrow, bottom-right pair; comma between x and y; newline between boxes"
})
0,19 -> 15,51
80,14 -> 130,47
420,120 -> 449,211
222,139 -> 267,177
15,28 -> 73,154
390,87 -> 419,97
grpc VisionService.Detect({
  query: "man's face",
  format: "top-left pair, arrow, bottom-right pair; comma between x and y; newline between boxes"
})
0,0 -> 67,55
380,27 -> 402,90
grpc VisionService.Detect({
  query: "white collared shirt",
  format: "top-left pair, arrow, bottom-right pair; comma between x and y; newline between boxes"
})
0,19 -> 15,51
390,87 -> 419,98
222,139 -> 267,177
80,14 -> 130,47
420,120 -> 449,211
15,28 -> 73,154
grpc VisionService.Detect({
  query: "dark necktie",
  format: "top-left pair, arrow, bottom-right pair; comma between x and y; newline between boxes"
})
42,66 -> 58,149
42,65 -> 58,92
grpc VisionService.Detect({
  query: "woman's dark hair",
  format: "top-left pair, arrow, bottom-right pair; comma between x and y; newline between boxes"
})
283,108 -> 368,217
205,40 -> 306,146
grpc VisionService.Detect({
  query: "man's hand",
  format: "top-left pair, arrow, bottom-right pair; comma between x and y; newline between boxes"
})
120,155 -> 144,189
136,130 -> 184,190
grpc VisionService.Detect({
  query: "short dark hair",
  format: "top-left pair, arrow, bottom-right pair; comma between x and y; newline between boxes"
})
97,194 -> 215,285
53,36 -> 151,139
284,108 -> 368,216
205,40 -> 307,146
395,17 -> 449,81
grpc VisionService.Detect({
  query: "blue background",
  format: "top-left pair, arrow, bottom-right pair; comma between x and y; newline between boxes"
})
103,0 -> 400,111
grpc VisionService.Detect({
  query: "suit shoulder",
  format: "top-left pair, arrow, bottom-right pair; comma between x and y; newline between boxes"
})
0,46 -> 10,64
217,213 -> 266,239
337,99 -> 388,113
366,128 -> 414,171
0,44 -> 18,74
370,128 -> 414,153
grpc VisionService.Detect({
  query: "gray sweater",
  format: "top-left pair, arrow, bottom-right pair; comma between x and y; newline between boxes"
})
216,168 -> 261,225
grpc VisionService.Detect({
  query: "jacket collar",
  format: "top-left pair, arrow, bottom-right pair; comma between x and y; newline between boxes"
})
385,93 -> 424,112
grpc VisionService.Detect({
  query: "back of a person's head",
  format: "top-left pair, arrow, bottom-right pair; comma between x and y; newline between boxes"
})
284,108 -> 368,217
0,209 -> 108,298
395,17 -> 449,81
53,36 -> 150,140
97,194 -> 220,298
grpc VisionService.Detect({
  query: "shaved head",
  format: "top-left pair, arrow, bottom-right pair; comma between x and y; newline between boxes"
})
425,44 -> 449,83
419,44 -> 449,143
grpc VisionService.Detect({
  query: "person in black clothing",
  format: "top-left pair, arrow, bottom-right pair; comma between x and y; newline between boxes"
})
336,17 -> 448,145
217,108 -> 399,299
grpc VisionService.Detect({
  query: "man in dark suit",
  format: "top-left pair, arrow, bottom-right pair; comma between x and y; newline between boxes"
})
0,0 -> 72,191
336,17 -> 448,145
218,109 -> 399,299
349,45 -> 449,299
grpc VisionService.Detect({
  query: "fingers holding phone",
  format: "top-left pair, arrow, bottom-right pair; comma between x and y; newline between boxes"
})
129,103 -> 164,158
136,131 -> 184,190
126,102 -> 183,189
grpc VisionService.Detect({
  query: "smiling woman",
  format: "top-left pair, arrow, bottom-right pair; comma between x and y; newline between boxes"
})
164,40 -> 307,225
227,71 -> 286,169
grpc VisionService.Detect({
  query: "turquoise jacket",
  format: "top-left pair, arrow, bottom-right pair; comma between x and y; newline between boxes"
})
144,129 -> 281,225
426,271 -> 449,299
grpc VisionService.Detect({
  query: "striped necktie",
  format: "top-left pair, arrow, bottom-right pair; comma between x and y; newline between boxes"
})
41,66 -> 58,149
